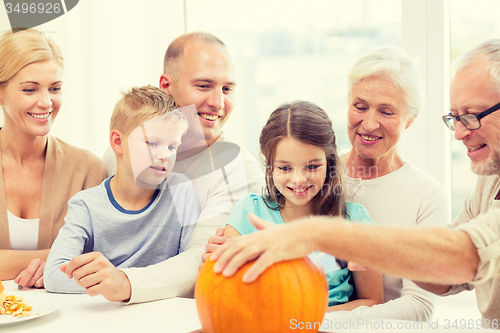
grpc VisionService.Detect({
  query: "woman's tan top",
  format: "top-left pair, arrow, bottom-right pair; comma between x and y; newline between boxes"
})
0,135 -> 106,250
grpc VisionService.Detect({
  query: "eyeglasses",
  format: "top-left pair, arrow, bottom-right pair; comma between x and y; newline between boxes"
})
442,101 -> 500,131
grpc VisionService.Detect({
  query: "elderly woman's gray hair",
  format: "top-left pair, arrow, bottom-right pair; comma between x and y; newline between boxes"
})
347,46 -> 423,120
451,39 -> 500,92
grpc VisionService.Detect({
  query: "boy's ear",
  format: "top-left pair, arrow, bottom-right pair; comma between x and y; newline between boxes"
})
159,73 -> 174,94
110,129 -> 125,155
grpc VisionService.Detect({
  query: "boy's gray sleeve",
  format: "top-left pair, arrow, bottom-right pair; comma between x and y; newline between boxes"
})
177,181 -> 201,253
44,196 -> 93,294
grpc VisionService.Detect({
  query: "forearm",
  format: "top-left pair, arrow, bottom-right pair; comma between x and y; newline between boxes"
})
343,279 -> 437,321
415,281 -> 451,294
44,246 -> 86,294
124,214 -> 226,304
44,258 -> 86,294
311,217 -> 479,285
0,249 -> 49,280
335,294 -> 436,321
328,298 -> 379,312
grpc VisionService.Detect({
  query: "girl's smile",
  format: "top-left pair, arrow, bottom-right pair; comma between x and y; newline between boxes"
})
285,184 -> 314,196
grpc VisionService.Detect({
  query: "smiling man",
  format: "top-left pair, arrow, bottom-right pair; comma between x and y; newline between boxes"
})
211,39 -> 500,325
93,32 -> 263,303
159,33 -> 235,150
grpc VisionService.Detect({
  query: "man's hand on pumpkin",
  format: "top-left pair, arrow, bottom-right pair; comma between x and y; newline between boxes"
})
211,213 -> 315,283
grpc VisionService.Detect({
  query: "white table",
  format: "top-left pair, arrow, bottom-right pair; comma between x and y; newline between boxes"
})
1,280 -> 486,333
320,313 -> 485,333
0,280 -> 202,333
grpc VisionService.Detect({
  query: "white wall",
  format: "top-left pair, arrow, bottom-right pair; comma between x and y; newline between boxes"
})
0,0 -> 185,158
400,0 -> 451,192
0,0 -> 477,200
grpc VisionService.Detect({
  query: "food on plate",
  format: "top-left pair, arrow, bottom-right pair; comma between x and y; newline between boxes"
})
0,281 -> 32,318
0,280 -> 4,305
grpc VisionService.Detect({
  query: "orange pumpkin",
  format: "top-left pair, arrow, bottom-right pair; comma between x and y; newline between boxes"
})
195,257 -> 328,333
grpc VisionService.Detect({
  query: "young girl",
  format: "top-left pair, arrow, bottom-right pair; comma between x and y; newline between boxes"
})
223,101 -> 383,311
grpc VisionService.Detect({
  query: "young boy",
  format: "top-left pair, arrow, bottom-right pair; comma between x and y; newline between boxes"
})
44,86 -> 200,294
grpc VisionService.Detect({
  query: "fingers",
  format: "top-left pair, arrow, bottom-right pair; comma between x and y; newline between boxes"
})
215,227 -> 225,236
241,252 -> 278,283
34,276 -> 44,289
202,236 -> 228,262
205,243 -> 221,254
68,253 -> 109,287
201,253 -> 210,263
72,264 -> 100,289
16,258 -> 45,290
219,248 -> 262,278
211,221 -> 313,283
212,237 -> 262,277
207,235 -> 228,246
209,237 -> 231,262
64,252 -> 131,302
85,270 -> 131,302
201,245 -> 220,262
76,266 -> 106,290
202,232 -> 229,262
14,271 -> 23,285
64,252 -> 101,279
248,212 -> 276,230
348,261 -> 368,271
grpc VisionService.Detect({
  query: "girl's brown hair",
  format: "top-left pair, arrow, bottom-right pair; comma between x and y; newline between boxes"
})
259,101 -> 347,217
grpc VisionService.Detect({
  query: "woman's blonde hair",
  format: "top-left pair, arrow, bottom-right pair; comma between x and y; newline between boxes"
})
0,28 -> 63,90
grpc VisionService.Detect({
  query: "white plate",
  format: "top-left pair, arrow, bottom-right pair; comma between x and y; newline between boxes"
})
0,292 -> 59,325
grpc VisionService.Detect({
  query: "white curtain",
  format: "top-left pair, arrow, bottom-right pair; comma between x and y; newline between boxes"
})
0,0 -> 185,158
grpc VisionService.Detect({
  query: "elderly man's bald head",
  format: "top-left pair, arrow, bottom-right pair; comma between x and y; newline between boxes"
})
163,32 -> 227,80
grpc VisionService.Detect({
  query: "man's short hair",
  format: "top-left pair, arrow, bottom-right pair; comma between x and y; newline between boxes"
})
163,32 -> 226,79
452,39 -> 500,92
110,85 -> 183,135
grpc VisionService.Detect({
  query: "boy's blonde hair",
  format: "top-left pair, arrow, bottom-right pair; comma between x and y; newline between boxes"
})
110,86 -> 186,135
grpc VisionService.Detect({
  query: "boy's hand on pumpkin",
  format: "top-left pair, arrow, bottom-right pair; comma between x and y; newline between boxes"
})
211,213 -> 315,283
201,227 -> 227,263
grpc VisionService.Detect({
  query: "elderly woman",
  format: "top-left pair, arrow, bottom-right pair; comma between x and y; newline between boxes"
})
206,46 -> 450,322
0,29 -> 105,288
337,46 -> 450,321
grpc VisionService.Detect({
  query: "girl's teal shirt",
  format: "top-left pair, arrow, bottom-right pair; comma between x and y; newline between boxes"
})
226,193 -> 373,306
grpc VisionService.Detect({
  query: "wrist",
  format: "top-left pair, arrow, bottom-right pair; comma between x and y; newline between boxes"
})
309,217 -> 331,253
119,270 -> 132,302
310,216 -> 344,255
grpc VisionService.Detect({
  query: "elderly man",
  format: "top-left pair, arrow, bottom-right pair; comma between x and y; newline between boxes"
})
63,32 -> 263,303
211,39 -> 500,325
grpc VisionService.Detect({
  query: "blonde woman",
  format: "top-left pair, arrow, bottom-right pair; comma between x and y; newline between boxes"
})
0,29 -> 105,288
